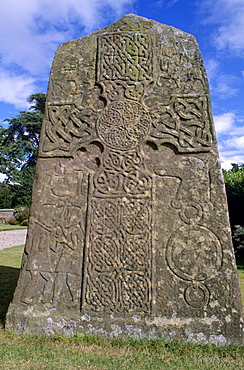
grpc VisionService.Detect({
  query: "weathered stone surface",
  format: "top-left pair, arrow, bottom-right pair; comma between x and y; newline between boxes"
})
6,14 -> 243,344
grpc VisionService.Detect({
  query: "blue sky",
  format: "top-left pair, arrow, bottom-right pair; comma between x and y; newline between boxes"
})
0,0 -> 244,172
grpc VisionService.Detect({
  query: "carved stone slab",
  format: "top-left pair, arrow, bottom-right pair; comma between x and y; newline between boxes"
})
6,14 -> 243,344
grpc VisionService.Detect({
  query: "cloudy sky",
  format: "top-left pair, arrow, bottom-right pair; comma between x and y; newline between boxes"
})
0,0 -> 244,169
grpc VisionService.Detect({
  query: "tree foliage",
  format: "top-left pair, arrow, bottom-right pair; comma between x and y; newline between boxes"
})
0,182 -> 13,208
223,164 -> 244,258
223,163 -> 244,197
0,93 -> 46,207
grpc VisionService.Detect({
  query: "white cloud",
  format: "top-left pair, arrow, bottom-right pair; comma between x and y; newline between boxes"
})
224,136 -> 244,151
205,59 -> 219,82
200,0 -> 244,53
167,0 -> 179,7
215,75 -> 238,99
0,70 -> 36,109
154,0 -> 180,8
219,155 -> 244,169
0,0 -> 135,108
218,144 -> 244,169
214,2 -> 244,52
214,112 -> 236,134
214,111 -> 244,167
205,59 -> 239,99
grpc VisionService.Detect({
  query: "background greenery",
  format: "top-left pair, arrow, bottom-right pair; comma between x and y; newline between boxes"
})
223,164 -> 244,258
0,93 -> 45,208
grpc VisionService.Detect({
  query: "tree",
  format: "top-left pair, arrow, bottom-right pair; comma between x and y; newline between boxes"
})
223,163 -> 244,258
222,163 -> 244,226
0,93 -> 46,207
223,164 -> 244,197
0,183 -> 13,208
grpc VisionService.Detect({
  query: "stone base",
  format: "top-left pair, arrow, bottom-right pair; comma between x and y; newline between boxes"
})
6,304 -> 243,345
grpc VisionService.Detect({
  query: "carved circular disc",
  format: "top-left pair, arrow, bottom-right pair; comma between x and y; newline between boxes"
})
166,225 -> 222,281
96,100 -> 151,150
184,283 -> 210,308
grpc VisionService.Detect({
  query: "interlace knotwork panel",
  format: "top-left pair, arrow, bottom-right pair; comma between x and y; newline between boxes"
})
93,150 -> 151,196
97,33 -> 153,83
97,33 -> 154,102
150,96 -> 214,151
41,105 -> 94,154
85,197 -> 152,313
84,147 -> 153,314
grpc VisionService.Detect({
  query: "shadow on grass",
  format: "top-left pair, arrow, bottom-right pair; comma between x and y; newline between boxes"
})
0,266 -> 20,324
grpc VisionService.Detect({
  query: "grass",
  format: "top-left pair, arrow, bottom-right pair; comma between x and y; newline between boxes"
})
0,224 -> 27,231
0,245 -> 23,323
0,244 -> 25,267
0,330 -> 244,370
237,259 -> 244,307
0,246 -> 244,369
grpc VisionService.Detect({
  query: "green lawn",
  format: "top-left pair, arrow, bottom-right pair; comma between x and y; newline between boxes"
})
0,224 -> 27,231
237,259 -> 244,308
0,244 -> 25,267
0,245 -> 24,323
0,330 -> 244,370
0,246 -> 243,369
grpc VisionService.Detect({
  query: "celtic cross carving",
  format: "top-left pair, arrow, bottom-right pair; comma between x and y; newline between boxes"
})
37,32 -> 217,314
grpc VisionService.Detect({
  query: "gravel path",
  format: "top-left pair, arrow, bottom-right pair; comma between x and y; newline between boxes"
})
0,229 -> 27,250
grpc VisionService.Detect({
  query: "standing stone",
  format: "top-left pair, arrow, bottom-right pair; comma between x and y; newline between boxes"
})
6,14 -> 243,344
